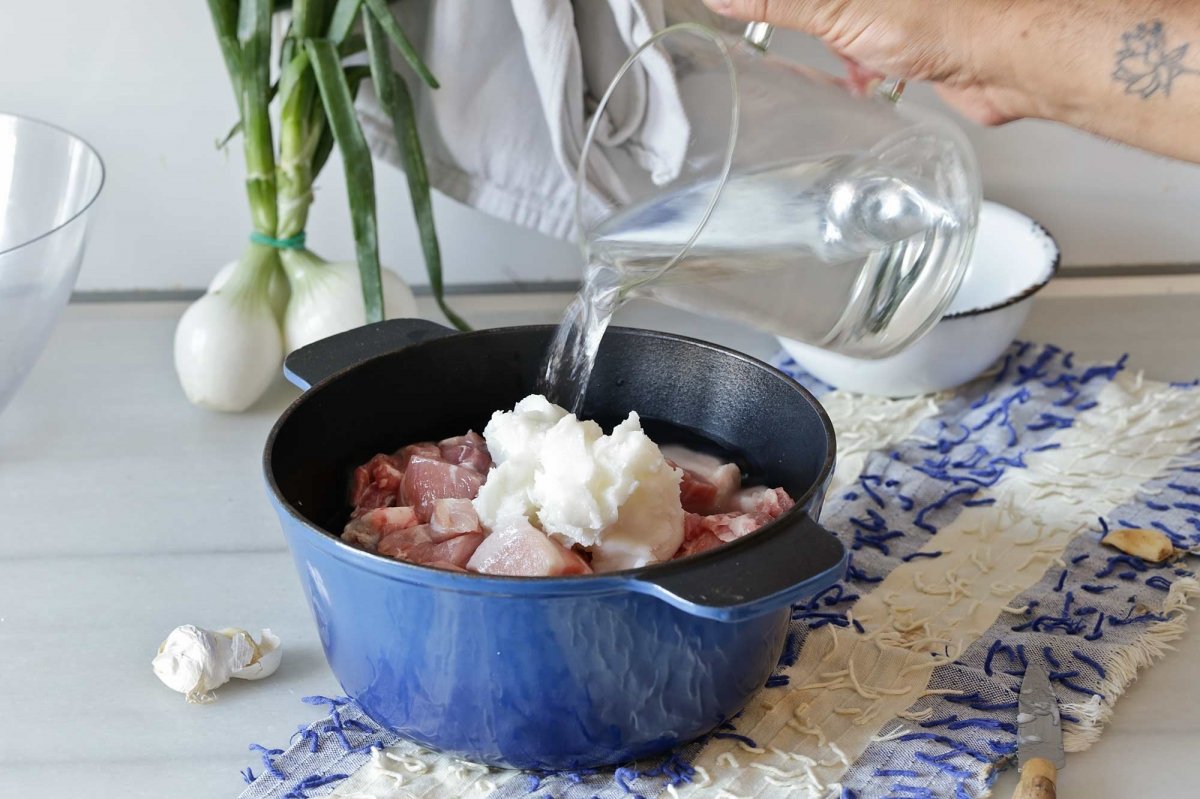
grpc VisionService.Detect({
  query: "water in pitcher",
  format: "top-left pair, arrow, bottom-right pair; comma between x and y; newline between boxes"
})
539,155 -> 969,411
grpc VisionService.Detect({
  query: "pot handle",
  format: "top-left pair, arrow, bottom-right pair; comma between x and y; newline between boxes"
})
283,318 -> 458,390
632,511 -> 848,622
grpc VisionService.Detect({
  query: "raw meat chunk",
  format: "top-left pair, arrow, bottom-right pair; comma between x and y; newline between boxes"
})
395,442 -> 442,468
467,518 -> 593,577
430,498 -> 482,541
697,511 -> 769,543
676,535 -> 723,558
676,468 -> 719,515
350,443 -> 445,518
349,454 -> 406,517
402,455 -> 486,522
672,484 -> 796,559
676,512 -> 725,558
673,465 -> 742,515
676,531 -> 725,558
427,532 -> 486,568
342,506 -> 420,552
733,486 -> 795,517
378,525 -> 485,569
377,523 -> 435,559
439,431 -> 492,474
672,505 -> 786,558
661,445 -> 741,513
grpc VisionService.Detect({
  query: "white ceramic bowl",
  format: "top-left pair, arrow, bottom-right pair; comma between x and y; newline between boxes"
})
779,201 -> 1060,397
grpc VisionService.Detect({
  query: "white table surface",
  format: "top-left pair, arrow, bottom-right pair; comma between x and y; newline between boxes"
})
2,286 -> 1199,798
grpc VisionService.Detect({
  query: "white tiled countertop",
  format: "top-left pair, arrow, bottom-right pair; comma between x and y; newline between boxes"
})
2,284 -> 1198,797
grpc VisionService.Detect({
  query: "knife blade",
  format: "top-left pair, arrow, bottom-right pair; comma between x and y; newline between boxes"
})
1018,661 -> 1066,770
1012,663 -> 1064,798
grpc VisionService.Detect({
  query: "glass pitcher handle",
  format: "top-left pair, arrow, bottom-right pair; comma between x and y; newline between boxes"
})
741,22 -> 907,103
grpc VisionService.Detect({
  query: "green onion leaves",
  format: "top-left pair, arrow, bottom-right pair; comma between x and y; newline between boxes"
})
205,0 -> 468,331
306,38 -> 383,324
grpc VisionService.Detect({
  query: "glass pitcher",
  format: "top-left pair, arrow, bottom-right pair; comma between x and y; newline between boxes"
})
574,22 -> 982,359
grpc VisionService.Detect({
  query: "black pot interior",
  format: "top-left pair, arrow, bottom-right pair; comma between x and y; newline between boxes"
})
268,326 -> 834,546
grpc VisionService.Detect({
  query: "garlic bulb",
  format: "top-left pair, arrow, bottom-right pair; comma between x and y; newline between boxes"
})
280,249 -> 419,354
152,625 -> 282,703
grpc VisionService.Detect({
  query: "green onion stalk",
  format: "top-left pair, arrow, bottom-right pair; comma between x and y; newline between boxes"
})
175,0 -> 467,412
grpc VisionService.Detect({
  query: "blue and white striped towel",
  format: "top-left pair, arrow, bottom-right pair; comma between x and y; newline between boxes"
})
239,342 -> 1200,799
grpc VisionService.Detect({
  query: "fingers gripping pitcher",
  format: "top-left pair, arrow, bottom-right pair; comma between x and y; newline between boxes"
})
540,21 -> 981,411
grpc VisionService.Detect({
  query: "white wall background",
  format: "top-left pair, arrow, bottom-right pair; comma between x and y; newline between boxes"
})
2,1 -> 1198,293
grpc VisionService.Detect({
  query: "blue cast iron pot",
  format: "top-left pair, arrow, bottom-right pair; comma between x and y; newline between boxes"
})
264,319 -> 846,770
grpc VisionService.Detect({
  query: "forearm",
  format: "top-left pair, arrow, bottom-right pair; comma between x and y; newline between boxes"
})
994,1 -> 1200,161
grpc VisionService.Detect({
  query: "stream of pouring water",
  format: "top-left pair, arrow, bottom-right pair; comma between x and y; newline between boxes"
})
537,264 -> 624,414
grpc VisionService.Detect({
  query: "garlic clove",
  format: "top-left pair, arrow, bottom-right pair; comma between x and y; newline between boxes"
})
1101,527 -> 1176,563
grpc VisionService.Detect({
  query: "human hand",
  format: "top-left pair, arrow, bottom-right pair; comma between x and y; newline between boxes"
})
702,0 -> 1029,125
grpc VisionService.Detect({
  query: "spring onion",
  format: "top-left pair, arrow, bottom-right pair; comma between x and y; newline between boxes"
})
176,0 -> 466,412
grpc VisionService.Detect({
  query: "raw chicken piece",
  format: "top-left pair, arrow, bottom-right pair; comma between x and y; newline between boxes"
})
672,485 -> 796,559
439,431 -> 492,474
430,498 -> 482,541
402,455 -> 487,522
467,518 -> 593,577
377,523 -> 435,559
395,442 -> 442,468
676,513 -> 726,558
350,444 -> 444,518
378,525 -> 485,568
342,506 -> 420,551
427,532 -> 486,568
675,533 -> 725,558
675,468 -> 719,515
661,445 -> 742,514
733,486 -> 795,517
349,454 -> 406,517
672,464 -> 742,515
697,511 -> 770,543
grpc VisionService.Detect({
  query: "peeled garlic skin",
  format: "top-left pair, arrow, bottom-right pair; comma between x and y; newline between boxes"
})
229,628 -> 282,680
281,256 -> 418,354
1101,528 -> 1175,563
173,290 -> 283,413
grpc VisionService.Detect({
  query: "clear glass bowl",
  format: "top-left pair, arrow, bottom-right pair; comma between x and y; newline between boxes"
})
0,113 -> 104,415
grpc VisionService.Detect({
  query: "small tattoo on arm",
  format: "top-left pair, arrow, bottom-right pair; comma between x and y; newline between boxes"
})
1113,20 -> 1199,99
